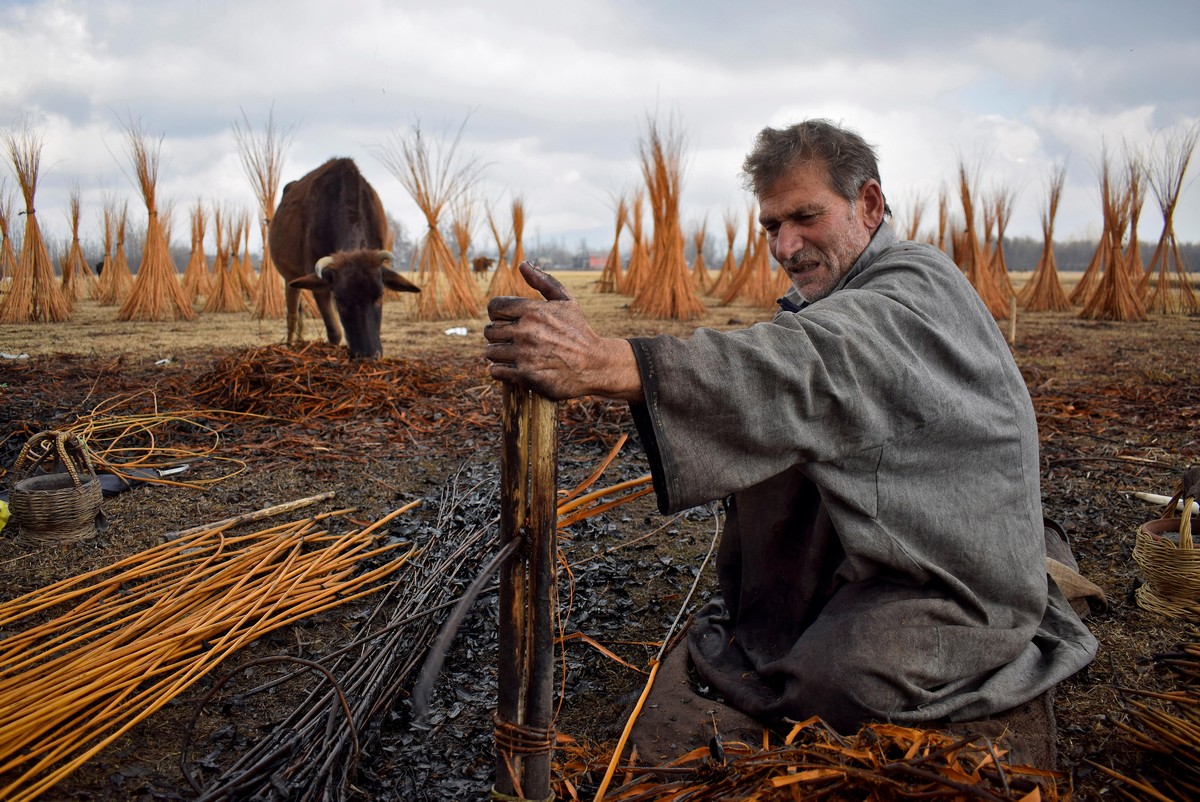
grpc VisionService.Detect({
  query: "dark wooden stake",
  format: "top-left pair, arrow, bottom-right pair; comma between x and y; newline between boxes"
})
496,382 -> 558,800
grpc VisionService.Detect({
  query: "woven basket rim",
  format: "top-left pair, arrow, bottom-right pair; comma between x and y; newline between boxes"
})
12,471 -> 101,493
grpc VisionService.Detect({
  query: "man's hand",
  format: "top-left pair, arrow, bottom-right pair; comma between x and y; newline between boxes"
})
484,262 -> 644,402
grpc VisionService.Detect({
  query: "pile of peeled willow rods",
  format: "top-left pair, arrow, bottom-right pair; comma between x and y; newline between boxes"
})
0,504 -> 417,802
188,470 -> 504,801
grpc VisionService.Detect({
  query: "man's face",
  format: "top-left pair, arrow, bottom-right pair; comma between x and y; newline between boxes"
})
758,161 -> 875,303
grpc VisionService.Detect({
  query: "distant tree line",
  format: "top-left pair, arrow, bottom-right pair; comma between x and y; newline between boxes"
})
988,236 -> 1200,273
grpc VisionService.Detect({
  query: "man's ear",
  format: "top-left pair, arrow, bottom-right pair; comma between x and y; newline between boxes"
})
858,179 -> 886,229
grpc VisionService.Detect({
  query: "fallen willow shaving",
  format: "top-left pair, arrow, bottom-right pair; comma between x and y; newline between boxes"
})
558,718 -> 1064,802
0,504 -> 416,802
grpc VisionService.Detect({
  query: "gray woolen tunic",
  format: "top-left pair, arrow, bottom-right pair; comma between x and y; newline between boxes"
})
628,223 -> 1097,732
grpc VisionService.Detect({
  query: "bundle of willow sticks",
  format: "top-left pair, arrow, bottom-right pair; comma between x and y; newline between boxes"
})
0,504 -> 416,801
186,467 -> 499,800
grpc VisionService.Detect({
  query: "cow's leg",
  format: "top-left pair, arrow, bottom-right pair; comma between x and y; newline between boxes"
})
313,289 -> 344,346
285,285 -> 304,344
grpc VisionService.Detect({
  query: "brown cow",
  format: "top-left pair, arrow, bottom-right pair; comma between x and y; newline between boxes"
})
270,158 -> 419,358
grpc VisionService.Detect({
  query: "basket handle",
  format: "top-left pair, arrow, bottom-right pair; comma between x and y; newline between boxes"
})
10,431 -> 97,487
1181,497 -> 1195,550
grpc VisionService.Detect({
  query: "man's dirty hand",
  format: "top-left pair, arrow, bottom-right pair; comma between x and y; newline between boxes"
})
483,263 -> 643,403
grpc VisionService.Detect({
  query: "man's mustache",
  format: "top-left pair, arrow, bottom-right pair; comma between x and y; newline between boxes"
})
782,250 -> 826,269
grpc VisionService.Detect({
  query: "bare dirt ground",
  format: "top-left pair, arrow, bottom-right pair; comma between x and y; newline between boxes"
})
0,270 -> 1197,801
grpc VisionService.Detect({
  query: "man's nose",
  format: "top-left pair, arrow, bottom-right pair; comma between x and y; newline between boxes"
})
776,222 -> 806,261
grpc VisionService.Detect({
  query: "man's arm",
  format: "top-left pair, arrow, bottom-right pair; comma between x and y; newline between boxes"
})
484,262 -> 644,403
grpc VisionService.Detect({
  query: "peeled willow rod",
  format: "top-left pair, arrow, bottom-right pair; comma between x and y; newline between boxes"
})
496,382 -> 558,801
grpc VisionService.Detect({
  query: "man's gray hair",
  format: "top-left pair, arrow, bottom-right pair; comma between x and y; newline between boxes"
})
741,119 -> 892,217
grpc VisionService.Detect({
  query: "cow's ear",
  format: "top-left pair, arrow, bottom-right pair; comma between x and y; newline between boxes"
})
382,268 -> 421,293
289,272 -> 332,291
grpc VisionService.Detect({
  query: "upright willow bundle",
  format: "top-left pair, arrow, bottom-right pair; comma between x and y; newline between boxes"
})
936,184 -> 951,252
233,108 -> 293,320
501,196 -> 539,298
595,193 -> 626,294
485,201 -> 519,297
719,205 -> 759,306
0,125 -> 71,323
203,207 -> 247,313
619,190 -> 648,297
451,194 -> 475,279
117,122 -> 195,321
375,121 -> 484,320
1142,124 -> 1199,314
689,217 -> 711,294
0,186 -> 15,286
956,161 -> 1008,319
744,228 -> 780,309
1079,152 -> 1145,321
230,211 -> 258,299
630,117 -> 704,320
980,199 -> 997,276
902,192 -> 926,241
1020,163 -> 1072,311
97,201 -> 134,306
991,185 -> 1019,300
708,208 -> 739,296
180,199 -> 212,302
59,186 -> 95,303
511,196 -> 526,269
1125,153 -> 1148,293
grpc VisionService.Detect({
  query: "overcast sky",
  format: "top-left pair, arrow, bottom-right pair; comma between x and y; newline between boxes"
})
2,0 -> 1198,257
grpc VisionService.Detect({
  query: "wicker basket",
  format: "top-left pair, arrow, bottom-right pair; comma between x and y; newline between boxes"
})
7,431 -> 103,545
1132,495 -> 1198,619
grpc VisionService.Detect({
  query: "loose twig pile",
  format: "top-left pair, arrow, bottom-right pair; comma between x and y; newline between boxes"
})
184,343 -> 632,452
189,342 -> 487,429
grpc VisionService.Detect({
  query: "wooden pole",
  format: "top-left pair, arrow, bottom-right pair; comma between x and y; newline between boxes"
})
496,382 -> 558,800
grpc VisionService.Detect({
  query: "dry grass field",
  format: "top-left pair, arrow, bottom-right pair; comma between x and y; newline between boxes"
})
0,268 -> 1197,800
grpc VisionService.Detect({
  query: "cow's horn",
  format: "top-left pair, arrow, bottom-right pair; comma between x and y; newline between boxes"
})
377,249 -> 394,265
315,256 -> 334,270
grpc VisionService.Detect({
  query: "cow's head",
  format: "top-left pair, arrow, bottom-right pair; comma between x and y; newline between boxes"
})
288,249 -> 420,358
